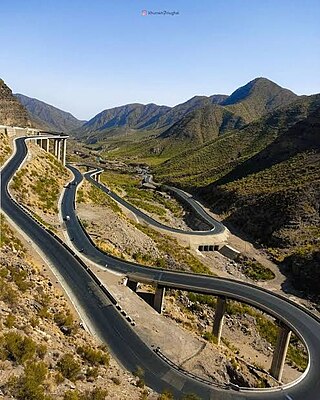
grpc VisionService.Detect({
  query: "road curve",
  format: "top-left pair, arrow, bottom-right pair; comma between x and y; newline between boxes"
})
1,138 -> 320,399
66,164 -> 320,400
84,168 -> 225,235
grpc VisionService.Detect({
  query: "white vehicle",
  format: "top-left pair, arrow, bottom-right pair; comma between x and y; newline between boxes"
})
64,215 -> 70,221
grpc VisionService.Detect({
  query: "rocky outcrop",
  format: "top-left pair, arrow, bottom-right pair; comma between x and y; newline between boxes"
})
0,79 -> 30,127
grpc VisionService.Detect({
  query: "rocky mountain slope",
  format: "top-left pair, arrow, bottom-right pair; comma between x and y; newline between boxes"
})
15,93 -> 85,132
198,108 -> 320,296
151,93 -> 320,298
0,216 -> 148,400
0,79 -> 30,127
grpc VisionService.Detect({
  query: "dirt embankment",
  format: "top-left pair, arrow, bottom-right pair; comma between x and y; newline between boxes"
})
77,180 -> 211,274
10,142 -> 72,232
0,131 -> 13,166
161,290 -> 305,386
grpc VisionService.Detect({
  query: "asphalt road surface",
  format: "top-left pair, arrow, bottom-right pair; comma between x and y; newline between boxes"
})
1,138 -> 320,399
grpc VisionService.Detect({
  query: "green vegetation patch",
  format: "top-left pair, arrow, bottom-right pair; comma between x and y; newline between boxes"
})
100,170 -> 184,218
31,172 -> 60,213
57,354 -> 81,382
203,331 -> 218,344
9,361 -> 50,400
54,311 -> 78,335
187,292 -> 217,308
77,345 -> 109,366
63,388 -> 108,400
240,259 -> 275,281
130,198 -> 167,216
87,185 -> 122,214
0,214 -> 26,254
0,332 -> 37,364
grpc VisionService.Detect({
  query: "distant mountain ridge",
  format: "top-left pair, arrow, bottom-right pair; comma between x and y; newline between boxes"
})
158,104 -> 246,144
15,93 -> 85,132
74,94 -> 229,139
152,94 -> 228,130
158,77 -> 297,147
104,77 -> 300,159
77,103 -> 171,137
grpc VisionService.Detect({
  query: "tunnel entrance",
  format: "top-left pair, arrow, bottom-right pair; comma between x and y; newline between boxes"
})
198,245 -> 216,252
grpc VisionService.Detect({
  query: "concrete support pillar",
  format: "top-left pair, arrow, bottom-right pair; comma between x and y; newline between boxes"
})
44,138 -> 49,152
154,285 -> 166,314
36,138 -> 41,146
212,296 -> 226,345
54,140 -> 59,158
270,322 -> 292,381
57,139 -> 61,162
127,279 -> 139,292
41,138 -> 49,151
61,139 -> 67,166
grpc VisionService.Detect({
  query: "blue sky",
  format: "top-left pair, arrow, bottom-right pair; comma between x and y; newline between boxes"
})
1,0 -> 319,119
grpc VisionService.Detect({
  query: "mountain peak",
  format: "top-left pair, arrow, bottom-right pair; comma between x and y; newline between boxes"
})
223,77 -> 297,107
220,77 -> 298,122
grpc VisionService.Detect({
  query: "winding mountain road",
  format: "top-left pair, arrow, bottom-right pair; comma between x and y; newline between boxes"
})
1,137 -> 320,399
83,168 -> 225,235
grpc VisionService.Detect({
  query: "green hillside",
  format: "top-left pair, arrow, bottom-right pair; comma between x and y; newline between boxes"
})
197,108 -> 320,296
154,94 -> 320,188
103,77 -> 299,161
75,103 -> 171,139
222,77 -> 297,121
149,95 -> 320,296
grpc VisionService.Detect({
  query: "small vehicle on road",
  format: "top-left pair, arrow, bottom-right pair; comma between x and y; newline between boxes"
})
64,215 -> 70,221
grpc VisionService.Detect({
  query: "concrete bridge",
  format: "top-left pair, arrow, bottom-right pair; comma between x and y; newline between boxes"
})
125,274 -> 292,382
0,125 -> 68,166
35,135 -> 68,165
